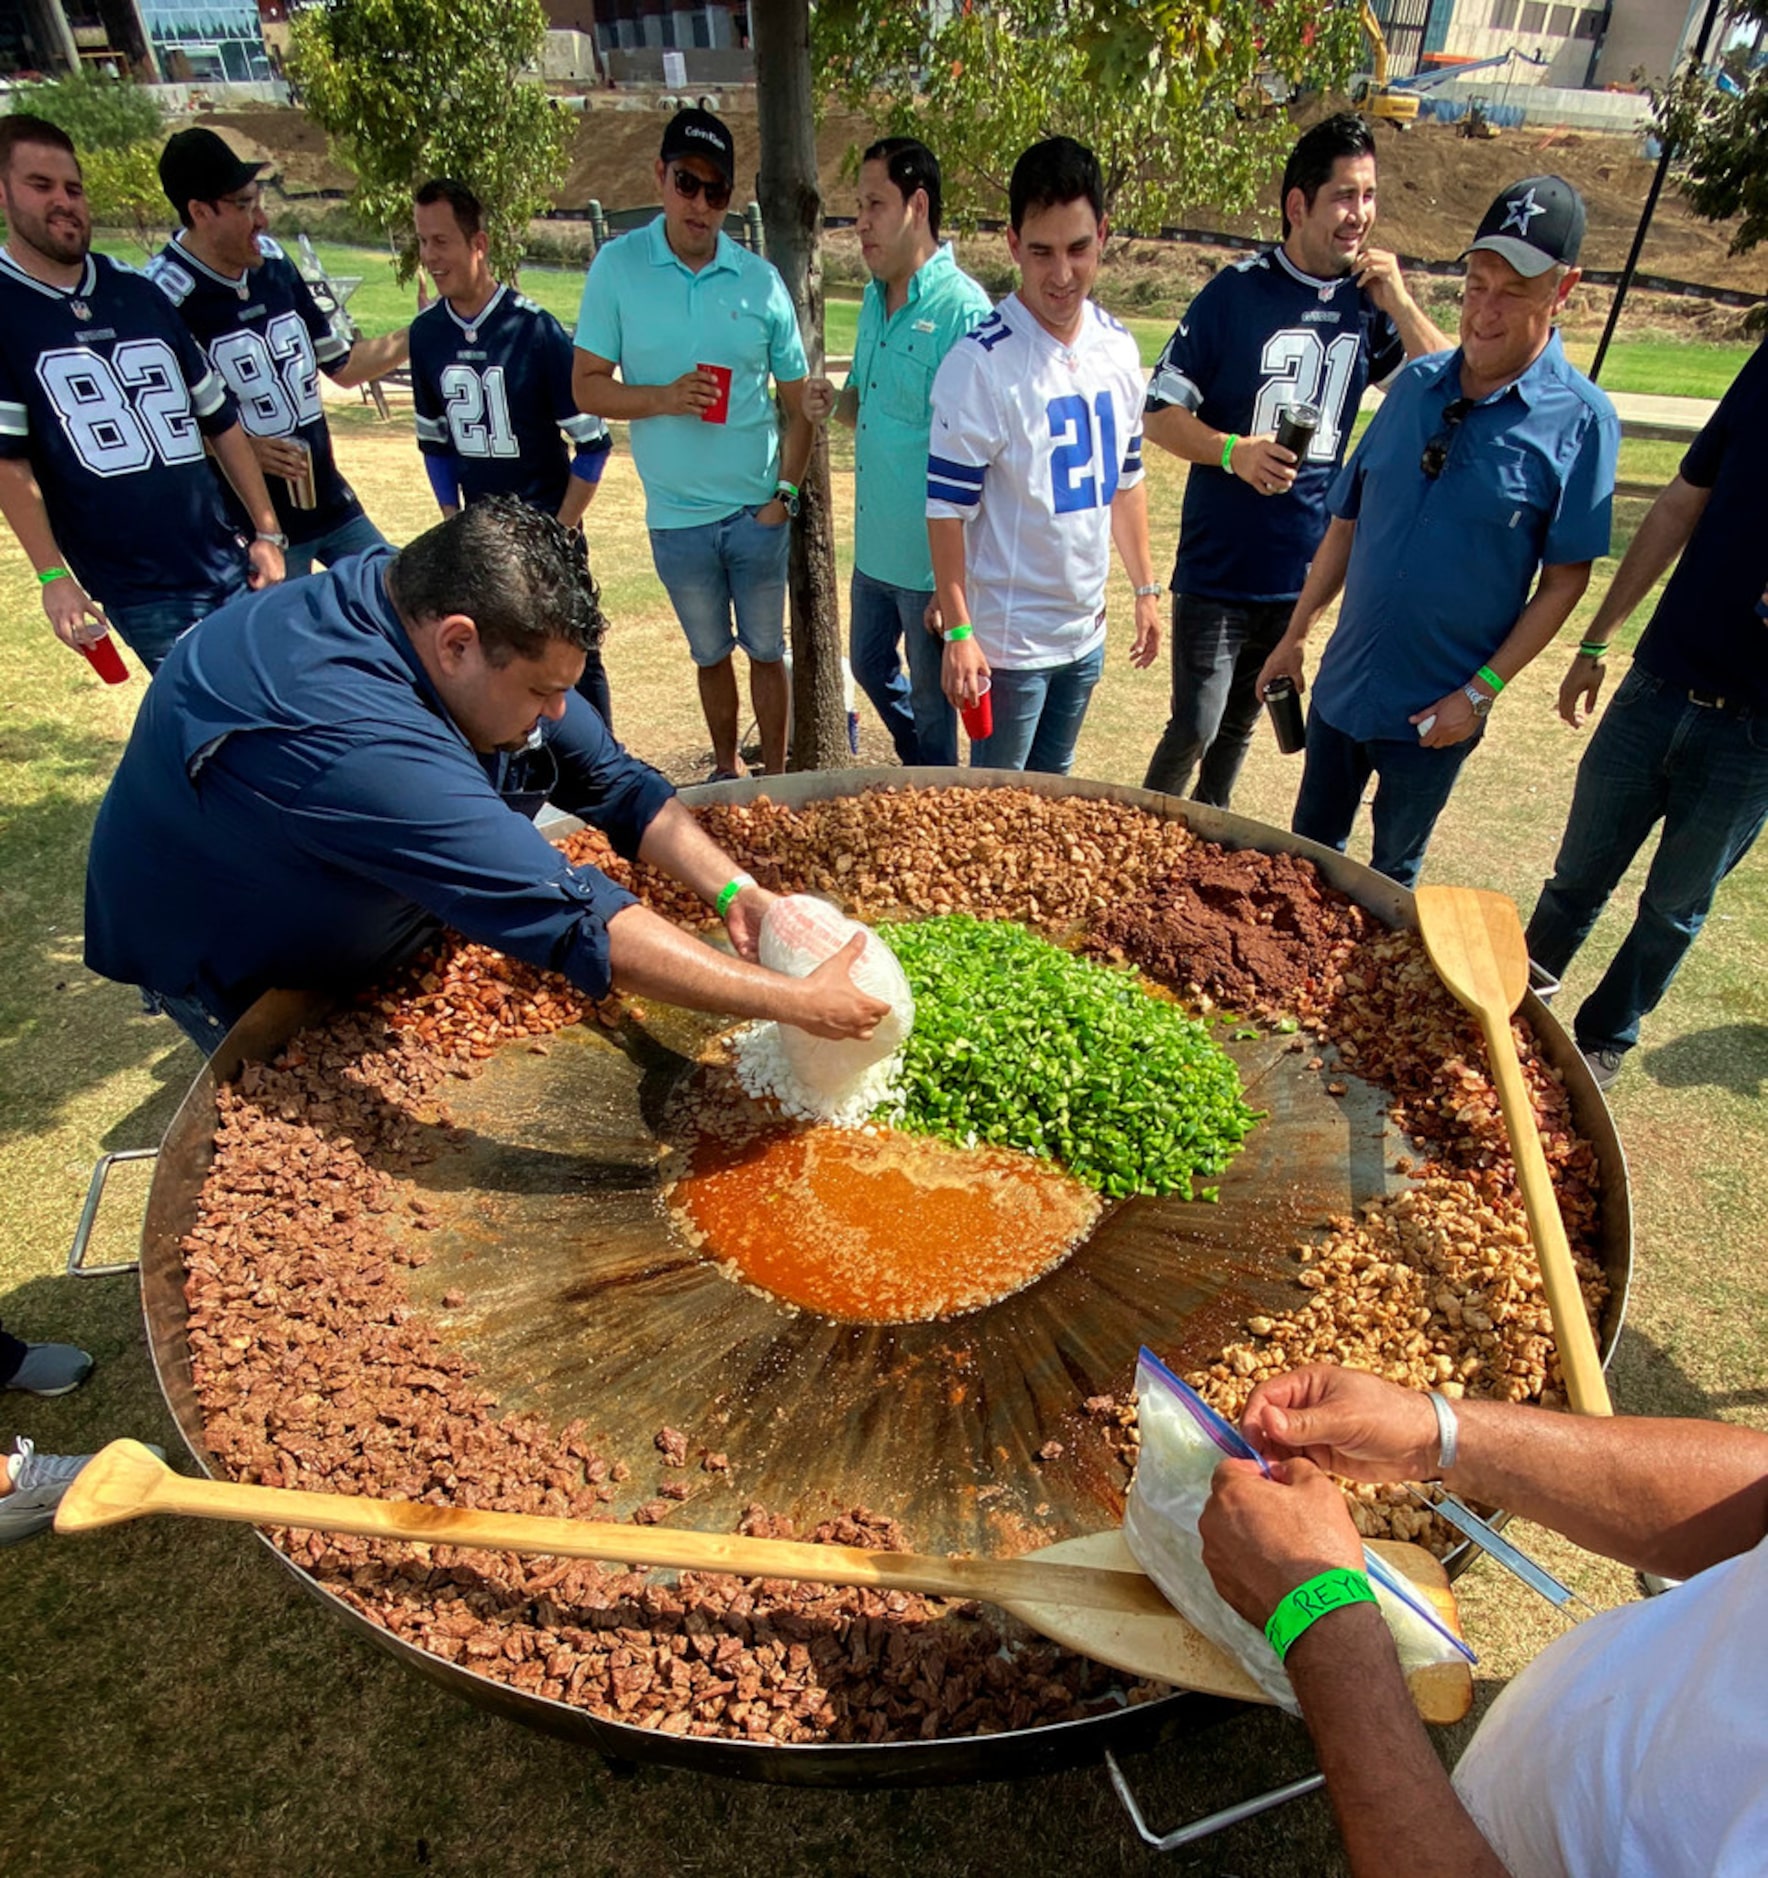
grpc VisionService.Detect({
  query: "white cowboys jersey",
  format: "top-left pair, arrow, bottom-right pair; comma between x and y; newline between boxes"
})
927,294 -> 1145,668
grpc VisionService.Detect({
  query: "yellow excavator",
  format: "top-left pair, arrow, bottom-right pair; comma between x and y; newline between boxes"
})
1357,2 -> 1422,126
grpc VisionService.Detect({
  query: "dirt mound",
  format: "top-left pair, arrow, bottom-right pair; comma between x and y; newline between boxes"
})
207,94 -> 1756,295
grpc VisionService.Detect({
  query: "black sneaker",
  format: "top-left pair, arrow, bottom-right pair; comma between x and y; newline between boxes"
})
4,1342 -> 94,1397
1579,1045 -> 1626,1092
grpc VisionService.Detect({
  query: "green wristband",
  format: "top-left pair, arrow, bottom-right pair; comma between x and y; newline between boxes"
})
37,566 -> 72,586
1220,433 -> 1240,474
1578,641 -> 1608,659
1264,1568 -> 1377,1661
1476,664 -> 1504,695
714,872 -> 754,918
944,623 -> 974,644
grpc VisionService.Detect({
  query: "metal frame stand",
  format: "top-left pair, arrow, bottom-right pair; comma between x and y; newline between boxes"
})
1104,1748 -> 1325,1851
66,1149 -> 158,1277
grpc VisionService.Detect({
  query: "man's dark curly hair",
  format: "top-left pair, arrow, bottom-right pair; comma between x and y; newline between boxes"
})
389,497 -> 607,665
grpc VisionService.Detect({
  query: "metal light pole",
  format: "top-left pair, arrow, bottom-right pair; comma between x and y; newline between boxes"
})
1589,0 -> 1727,383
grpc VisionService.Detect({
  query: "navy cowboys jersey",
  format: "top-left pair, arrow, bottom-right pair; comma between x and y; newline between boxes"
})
1146,248 -> 1408,602
409,286 -> 610,513
0,248 -> 245,611
146,233 -> 363,543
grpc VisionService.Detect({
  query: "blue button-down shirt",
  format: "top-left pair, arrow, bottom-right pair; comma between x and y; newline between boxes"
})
1313,332 -> 1618,742
851,244 -> 992,590
574,219 -> 808,530
85,547 -> 675,1024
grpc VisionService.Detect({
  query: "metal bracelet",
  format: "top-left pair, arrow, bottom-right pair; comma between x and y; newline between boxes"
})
1428,1389 -> 1459,1477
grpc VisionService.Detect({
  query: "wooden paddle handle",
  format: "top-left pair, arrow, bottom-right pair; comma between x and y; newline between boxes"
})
55,1441 -> 1164,1615
1482,1021 -> 1614,1417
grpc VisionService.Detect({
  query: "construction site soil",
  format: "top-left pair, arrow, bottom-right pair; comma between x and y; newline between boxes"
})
207,94 -> 1761,331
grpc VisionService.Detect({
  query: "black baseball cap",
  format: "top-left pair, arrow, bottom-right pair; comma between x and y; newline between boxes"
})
159,126 -> 265,215
1461,175 -> 1585,278
659,107 -> 734,183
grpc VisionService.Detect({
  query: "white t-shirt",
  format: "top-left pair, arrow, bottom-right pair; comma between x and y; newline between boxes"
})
1453,1533 -> 1768,1876
926,293 -> 1145,670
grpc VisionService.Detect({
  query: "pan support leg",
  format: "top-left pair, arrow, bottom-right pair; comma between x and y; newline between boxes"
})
1104,1747 -> 1325,1851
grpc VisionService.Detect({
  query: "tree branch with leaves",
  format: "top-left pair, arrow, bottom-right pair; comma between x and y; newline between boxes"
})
288,0 -> 570,283
813,0 -> 1363,234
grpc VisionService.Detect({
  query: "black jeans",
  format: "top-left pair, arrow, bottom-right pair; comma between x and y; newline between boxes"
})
1142,594 -> 1293,808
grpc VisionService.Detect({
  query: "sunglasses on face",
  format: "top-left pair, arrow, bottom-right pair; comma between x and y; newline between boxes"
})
1420,398 -> 1473,481
670,167 -> 732,212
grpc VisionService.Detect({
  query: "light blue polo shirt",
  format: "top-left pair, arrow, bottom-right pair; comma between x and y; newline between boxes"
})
1313,331 -> 1618,742
851,244 -> 992,590
575,220 -> 808,531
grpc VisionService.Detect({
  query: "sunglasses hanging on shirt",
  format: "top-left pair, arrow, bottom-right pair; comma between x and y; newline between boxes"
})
1421,398 -> 1474,481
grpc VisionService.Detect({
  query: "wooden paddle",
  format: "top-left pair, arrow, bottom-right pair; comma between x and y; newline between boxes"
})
56,1440 -> 1470,1723
1413,883 -> 1613,1417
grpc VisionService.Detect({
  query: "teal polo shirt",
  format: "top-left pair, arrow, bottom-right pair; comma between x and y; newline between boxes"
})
575,220 -> 808,531
851,244 -> 993,591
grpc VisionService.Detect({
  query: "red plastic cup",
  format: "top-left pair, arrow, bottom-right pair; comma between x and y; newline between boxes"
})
77,634 -> 130,685
698,362 -> 733,424
960,675 -> 993,743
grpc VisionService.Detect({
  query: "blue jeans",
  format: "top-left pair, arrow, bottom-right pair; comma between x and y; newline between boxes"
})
283,510 -> 389,579
139,985 -> 228,1056
849,569 -> 956,766
108,584 -> 243,673
1291,705 -> 1481,889
970,645 -> 1105,775
1142,594 -> 1293,806
649,506 -> 789,668
1524,665 -> 1768,1056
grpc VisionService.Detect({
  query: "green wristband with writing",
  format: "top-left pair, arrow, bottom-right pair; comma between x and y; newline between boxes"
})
714,873 -> 754,918
1578,641 -> 1608,659
1220,433 -> 1240,474
37,566 -> 72,586
944,623 -> 974,644
1264,1568 -> 1377,1661
1476,664 -> 1505,695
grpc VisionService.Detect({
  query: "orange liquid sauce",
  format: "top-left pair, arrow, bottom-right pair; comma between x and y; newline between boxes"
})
670,1125 -> 1102,1324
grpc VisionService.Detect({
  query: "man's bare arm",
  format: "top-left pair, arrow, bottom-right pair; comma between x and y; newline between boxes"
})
331,328 -> 410,387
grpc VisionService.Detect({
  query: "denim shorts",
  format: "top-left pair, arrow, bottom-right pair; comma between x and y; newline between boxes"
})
649,505 -> 789,668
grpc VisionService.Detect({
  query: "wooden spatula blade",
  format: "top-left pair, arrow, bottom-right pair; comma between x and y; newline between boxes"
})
1415,884 -> 1531,1019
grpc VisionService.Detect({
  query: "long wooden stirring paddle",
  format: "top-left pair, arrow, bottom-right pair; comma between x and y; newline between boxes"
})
57,1440 -> 1471,1722
1413,884 -> 1613,1417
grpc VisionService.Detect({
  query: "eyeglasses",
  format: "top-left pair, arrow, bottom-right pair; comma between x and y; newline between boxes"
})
1420,398 -> 1473,481
669,166 -> 732,212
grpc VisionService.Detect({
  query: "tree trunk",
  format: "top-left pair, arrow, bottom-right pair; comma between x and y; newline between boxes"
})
751,0 -> 851,773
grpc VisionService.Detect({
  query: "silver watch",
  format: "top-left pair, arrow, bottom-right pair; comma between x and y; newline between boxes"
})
255,530 -> 290,550
1462,683 -> 1493,719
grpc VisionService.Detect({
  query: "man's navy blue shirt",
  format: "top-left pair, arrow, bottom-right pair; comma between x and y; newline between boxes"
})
1145,249 -> 1405,603
411,285 -> 610,513
0,249 -> 245,609
85,547 -> 673,1023
1313,331 -> 1619,742
1634,339 -> 1768,713
146,234 -> 365,545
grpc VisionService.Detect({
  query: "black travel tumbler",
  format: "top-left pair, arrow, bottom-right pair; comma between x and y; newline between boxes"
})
1263,676 -> 1306,754
1274,401 -> 1320,467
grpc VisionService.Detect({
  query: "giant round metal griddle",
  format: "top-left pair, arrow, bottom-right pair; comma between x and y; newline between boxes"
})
137,771 -> 1632,1784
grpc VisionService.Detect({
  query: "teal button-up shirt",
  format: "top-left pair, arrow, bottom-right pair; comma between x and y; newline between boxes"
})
575,219 -> 808,531
851,243 -> 992,590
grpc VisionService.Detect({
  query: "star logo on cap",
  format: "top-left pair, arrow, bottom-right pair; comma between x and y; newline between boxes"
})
1502,189 -> 1547,237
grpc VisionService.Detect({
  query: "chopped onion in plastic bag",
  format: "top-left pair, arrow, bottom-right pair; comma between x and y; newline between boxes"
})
741,896 -> 914,1118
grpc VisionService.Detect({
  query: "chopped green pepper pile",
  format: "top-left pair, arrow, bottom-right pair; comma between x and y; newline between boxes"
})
873,916 -> 1261,1200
